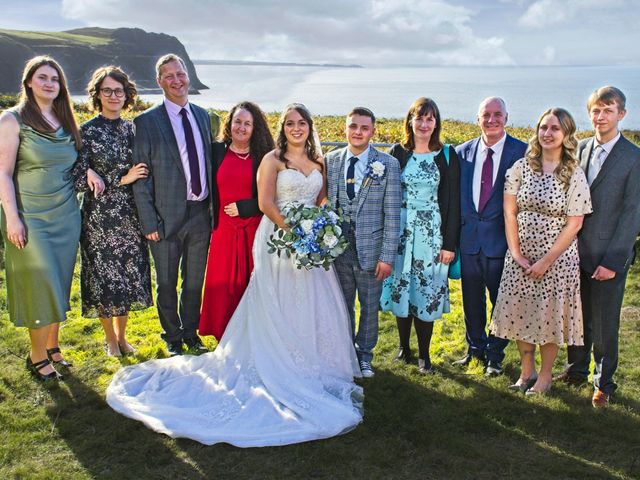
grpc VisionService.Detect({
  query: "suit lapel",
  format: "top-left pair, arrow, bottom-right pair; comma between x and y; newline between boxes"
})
590,136 -> 624,191
154,104 -> 186,178
356,147 -> 376,214
466,138 -> 480,212
580,137 -> 594,181
191,104 -> 213,190
485,136 -> 515,204
329,148 -> 347,205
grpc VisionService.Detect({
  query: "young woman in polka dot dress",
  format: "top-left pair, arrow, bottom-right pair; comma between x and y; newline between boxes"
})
490,108 -> 592,395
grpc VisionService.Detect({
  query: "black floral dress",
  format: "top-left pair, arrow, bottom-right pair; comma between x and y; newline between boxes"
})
75,115 -> 152,317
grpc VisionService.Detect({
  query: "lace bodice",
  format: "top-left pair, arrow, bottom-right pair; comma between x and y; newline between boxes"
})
276,169 -> 323,209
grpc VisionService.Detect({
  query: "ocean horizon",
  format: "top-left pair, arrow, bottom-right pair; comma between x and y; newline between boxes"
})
94,64 -> 640,130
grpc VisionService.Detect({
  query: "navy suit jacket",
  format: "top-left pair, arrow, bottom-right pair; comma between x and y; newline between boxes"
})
456,134 -> 527,258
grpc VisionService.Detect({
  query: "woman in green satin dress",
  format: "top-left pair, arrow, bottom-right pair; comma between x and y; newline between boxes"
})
0,56 -> 103,381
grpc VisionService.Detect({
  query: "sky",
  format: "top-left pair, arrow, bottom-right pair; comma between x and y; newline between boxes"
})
2,0 -> 639,66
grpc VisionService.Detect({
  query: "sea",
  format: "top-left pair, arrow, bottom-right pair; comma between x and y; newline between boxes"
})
132,64 -> 640,130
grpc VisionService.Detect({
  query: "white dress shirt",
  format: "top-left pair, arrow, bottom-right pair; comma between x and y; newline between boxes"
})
164,98 -> 208,201
344,145 -> 370,198
473,133 -> 507,211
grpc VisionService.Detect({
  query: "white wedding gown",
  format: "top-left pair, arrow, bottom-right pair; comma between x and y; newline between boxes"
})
106,169 -> 363,447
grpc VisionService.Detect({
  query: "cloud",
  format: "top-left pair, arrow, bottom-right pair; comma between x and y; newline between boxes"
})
518,0 -> 629,28
60,0 -> 515,66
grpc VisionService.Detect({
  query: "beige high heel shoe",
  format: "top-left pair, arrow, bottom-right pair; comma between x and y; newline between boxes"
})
508,375 -> 538,393
105,342 -> 122,357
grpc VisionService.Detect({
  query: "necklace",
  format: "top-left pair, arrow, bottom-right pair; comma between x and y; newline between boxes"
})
230,146 -> 251,160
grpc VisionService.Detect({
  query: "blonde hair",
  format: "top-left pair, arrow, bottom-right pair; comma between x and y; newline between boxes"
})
525,107 -> 578,190
587,86 -> 626,112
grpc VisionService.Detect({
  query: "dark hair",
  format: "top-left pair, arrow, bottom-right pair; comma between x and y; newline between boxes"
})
221,101 -> 275,164
155,53 -> 187,78
401,97 -> 443,152
17,55 -> 81,149
276,103 -> 322,171
587,85 -> 626,112
347,106 -> 376,124
87,66 -> 138,112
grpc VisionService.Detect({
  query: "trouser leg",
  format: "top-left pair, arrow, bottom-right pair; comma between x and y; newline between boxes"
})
150,236 -> 182,342
354,267 -> 382,363
461,252 -> 488,359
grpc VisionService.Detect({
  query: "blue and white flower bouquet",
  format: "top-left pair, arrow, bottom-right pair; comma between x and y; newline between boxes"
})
267,203 -> 348,270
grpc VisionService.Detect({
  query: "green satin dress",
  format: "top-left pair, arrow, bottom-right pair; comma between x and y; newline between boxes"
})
1,110 -> 80,328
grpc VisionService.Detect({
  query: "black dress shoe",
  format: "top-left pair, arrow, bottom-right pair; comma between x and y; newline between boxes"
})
452,354 -> 474,367
26,356 -> 62,382
166,341 -> 183,356
394,347 -> 413,364
46,347 -> 73,367
184,335 -> 207,352
485,360 -> 503,376
553,371 -> 588,386
418,359 -> 435,375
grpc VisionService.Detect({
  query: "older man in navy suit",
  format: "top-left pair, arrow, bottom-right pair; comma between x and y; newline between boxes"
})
454,97 -> 527,375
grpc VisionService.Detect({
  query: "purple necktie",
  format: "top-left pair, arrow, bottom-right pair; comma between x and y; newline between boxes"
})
478,147 -> 493,212
179,108 -> 202,196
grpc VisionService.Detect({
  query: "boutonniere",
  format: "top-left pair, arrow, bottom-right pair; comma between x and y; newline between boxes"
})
363,160 -> 386,187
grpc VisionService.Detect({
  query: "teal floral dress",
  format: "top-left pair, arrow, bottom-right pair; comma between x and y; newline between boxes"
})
380,152 -> 449,322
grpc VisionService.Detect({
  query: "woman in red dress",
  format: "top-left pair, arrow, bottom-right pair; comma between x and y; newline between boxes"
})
200,102 -> 275,340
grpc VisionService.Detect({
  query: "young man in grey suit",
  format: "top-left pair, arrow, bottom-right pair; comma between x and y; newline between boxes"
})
133,54 -> 213,356
326,107 -> 401,377
557,86 -> 640,407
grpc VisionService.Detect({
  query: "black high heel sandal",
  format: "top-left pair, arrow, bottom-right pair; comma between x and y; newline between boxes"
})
46,347 -> 73,367
26,356 -> 62,382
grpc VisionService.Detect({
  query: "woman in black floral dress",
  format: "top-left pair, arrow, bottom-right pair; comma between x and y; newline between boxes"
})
75,66 -> 152,356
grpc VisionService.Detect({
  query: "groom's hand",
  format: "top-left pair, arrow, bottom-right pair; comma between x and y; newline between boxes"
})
374,261 -> 392,281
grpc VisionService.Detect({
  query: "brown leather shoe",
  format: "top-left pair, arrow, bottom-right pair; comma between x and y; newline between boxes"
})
553,371 -> 587,386
592,390 -> 610,408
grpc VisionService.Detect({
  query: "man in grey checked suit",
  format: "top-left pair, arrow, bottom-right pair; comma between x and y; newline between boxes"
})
133,54 -> 213,356
557,86 -> 640,408
326,107 -> 401,377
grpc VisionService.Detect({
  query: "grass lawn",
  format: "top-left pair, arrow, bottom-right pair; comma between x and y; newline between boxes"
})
0,114 -> 639,479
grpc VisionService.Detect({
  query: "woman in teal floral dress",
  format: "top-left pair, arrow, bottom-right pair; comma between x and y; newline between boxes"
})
381,97 -> 460,374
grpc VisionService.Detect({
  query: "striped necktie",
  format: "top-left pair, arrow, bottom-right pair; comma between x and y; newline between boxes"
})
588,145 -> 606,185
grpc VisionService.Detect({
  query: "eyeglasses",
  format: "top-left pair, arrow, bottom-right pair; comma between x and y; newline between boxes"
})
100,87 -> 125,98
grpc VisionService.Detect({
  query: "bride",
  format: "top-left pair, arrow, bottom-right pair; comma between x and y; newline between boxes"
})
106,103 -> 363,447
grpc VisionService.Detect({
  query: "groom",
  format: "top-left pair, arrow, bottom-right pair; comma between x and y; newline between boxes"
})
326,107 -> 401,378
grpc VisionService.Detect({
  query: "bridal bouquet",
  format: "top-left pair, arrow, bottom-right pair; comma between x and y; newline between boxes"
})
267,203 -> 349,271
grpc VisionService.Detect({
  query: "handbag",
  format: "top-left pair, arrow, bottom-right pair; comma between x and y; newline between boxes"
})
443,144 -> 461,280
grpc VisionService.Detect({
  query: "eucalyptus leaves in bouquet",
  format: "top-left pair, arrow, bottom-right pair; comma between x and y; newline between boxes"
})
267,202 -> 349,270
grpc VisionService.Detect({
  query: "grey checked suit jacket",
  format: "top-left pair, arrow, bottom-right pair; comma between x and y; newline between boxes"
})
326,146 -> 401,271
578,134 -> 640,273
132,103 -> 214,239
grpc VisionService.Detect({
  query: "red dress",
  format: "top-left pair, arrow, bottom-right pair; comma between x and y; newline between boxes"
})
199,150 -> 261,340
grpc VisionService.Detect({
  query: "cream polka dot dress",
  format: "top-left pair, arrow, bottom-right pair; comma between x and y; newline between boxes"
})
490,158 -> 592,345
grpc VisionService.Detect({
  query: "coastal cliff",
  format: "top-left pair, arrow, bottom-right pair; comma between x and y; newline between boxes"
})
0,27 -> 207,94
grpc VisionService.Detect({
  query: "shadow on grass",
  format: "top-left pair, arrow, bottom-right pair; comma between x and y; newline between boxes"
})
46,370 -> 206,480
39,360 -> 640,480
